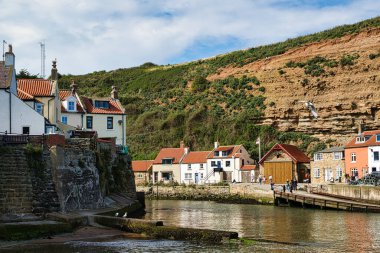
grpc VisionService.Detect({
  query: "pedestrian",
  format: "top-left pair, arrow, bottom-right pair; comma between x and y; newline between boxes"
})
269,175 -> 273,184
294,179 -> 298,190
270,181 -> 274,191
259,174 -> 262,185
286,179 -> 290,192
282,184 -> 286,192
263,176 -> 266,184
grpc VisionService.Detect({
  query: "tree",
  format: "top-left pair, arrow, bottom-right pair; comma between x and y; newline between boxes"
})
16,69 -> 39,79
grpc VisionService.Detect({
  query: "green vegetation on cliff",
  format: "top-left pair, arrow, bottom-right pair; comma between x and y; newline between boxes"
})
59,17 -> 380,159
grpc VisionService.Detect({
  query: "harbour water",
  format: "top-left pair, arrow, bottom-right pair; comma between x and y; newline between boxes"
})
2,199 -> 379,252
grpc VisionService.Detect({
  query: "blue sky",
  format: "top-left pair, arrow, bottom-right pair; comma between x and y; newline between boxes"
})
0,0 -> 379,75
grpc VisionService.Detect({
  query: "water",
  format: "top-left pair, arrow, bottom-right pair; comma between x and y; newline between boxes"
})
2,200 -> 379,252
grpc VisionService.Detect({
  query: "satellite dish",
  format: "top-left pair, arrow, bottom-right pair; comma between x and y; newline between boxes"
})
298,100 -> 318,119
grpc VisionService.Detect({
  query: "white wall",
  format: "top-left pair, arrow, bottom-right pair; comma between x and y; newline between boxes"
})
85,113 -> 126,145
180,163 -> 208,184
61,112 -> 83,129
0,90 -> 45,135
368,146 -> 380,173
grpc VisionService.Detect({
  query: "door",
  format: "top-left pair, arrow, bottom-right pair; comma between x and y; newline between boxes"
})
325,168 -> 332,182
241,171 -> 251,183
263,162 -> 293,184
154,172 -> 158,183
223,171 -> 232,182
195,173 -> 199,184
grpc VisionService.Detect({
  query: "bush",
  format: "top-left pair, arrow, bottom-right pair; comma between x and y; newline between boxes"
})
301,78 -> 309,86
192,76 -> 210,92
340,54 -> 359,67
369,53 -> 379,60
269,101 -> 275,107
258,87 -> 266,92
278,69 -> 285,75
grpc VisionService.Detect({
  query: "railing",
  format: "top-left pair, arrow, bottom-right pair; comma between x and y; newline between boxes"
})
1,134 -> 29,144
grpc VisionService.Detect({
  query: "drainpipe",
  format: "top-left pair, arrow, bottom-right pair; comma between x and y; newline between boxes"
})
122,114 -> 125,146
7,89 -> 11,133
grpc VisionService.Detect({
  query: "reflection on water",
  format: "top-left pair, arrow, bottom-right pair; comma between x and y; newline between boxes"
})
143,200 -> 380,252
1,200 -> 379,253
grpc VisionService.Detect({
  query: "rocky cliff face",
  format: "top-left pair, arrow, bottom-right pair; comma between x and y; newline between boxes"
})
209,28 -> 380,145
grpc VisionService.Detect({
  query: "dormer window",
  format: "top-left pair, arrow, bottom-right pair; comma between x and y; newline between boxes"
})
356,136 -> 365,143
162,158 -> 173,164
68,101 -> 75,111
95,100 -> 110,109
222,151 -> 229,157
377,134 -> 380,142
214,151 -> 219,157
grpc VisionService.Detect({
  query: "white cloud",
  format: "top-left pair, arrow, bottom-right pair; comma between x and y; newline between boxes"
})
0,0 -> 379,75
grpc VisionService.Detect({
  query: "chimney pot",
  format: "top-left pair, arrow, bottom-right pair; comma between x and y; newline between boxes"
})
51,59 -> 58,81
111,85 -> 118,99
214,141 -> 219,149
70,80 -> 77,95
180,141 -> 184,149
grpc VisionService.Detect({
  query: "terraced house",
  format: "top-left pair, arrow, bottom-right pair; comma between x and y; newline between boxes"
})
180,151 -> 210,184
310,147 -> 345,184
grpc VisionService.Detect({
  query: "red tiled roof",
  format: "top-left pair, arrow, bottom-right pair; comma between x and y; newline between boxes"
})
241,165 -> 256,171
153,148 -> 186,164
182,151 -> 211,164
132,160 -> 154,172
0,63 -> 11,89
259,144 -> 310,164
208,145 -> 241,159
345,130 -> 380,148
59,90 -> 84,113
17,88 -> 34,99
81,96 -> 124,114
17,79 -> 52,98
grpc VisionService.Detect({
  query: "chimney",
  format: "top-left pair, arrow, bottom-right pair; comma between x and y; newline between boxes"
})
358,119 -> 364,135
184,147 -> 189,155
70,80 -> 77,95
180,141 -> 184,149
51,59 -> 58,81
4,44 -> 15,67
111,85 -> 118,99
214,141 -> 219,149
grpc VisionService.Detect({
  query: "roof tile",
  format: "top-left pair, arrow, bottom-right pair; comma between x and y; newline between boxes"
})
182,151 -> 211,164
132,160 -> 154,172
153,148 -> 186,164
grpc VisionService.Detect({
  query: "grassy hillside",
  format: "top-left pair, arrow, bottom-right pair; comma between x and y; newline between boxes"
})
59,16 -> 380,160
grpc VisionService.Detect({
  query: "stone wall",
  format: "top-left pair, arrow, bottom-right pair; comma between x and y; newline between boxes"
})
137,184 -> 274,203
325,184 -> 380,203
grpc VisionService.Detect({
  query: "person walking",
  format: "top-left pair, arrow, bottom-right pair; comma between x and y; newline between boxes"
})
259,174 -> 262,185
269,175 -> 273,184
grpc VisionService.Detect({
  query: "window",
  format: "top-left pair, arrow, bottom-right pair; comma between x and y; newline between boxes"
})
351,168 -> 358,177
86,116 -> 93,129
94,100 -> 109,109
107,117 -> 113,129
162,159 -> 173,164
200,173 -> 204,179
314,168 -> 320,178
372,167 -> 377,173
222,151 -> 228,156
61,116 -> 68,124
336,167 -> 343,179
36,103 -> 44,115
242,159 -> 245,166
314,153 -> 323,161
200,164 -> 204,169
226,161 -> 231,167
22,126 -> 30,135
214,151 -> 219,157
211,161 -> 217,167
351,153 -> 356,163
377,134 -> 380,142
68,101 -> 75,111
188,164 -> 191,170
333,152 -> 343,160
162,172 -> 172,180
137,173 -> 143,179
356,136 -> 365,143
184,173 -> 192,180
374,151 -> 379,161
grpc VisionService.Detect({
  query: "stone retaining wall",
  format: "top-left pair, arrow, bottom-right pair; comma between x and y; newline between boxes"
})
325,184 -> 380,203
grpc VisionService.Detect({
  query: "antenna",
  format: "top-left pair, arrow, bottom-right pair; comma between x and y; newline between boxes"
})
39,41 -> 46,78
2,40 -> 7,62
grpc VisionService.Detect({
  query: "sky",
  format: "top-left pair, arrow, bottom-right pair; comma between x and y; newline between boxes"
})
0,0 -> 379,75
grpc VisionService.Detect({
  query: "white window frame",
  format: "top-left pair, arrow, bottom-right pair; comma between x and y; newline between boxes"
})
314,168 -> 320,178
137,173 -> 143,179
36,103 -> 44,115
351,168 -> 358,177
314,153 -> 323,161
333,152 -> 342,160
188,164 -> 191,170
351,153 -> 356,163
226,161 -> 231,167
184,173 -> 192,180
200,164 -> 204,169
336,167 -> 343,179
356,136 -> 365,143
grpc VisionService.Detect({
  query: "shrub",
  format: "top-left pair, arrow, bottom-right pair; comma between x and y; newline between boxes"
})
269,101 -> 275,107
340,54 -> 359,67
369,53 -> 379,60
192,76 -> 210,92
278,69 -> 285,75
301,78 -> 309,86
258,86 -> 266,92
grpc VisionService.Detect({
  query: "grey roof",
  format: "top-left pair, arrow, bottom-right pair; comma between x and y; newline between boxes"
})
317,146 -> 344,153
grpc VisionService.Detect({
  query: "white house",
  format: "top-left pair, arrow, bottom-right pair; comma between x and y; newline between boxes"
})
180,151 -> 210,184
59,82 -> 85,129
368,132 -> 380,173
0,45 -> 45,135
205,142 -> 254,183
